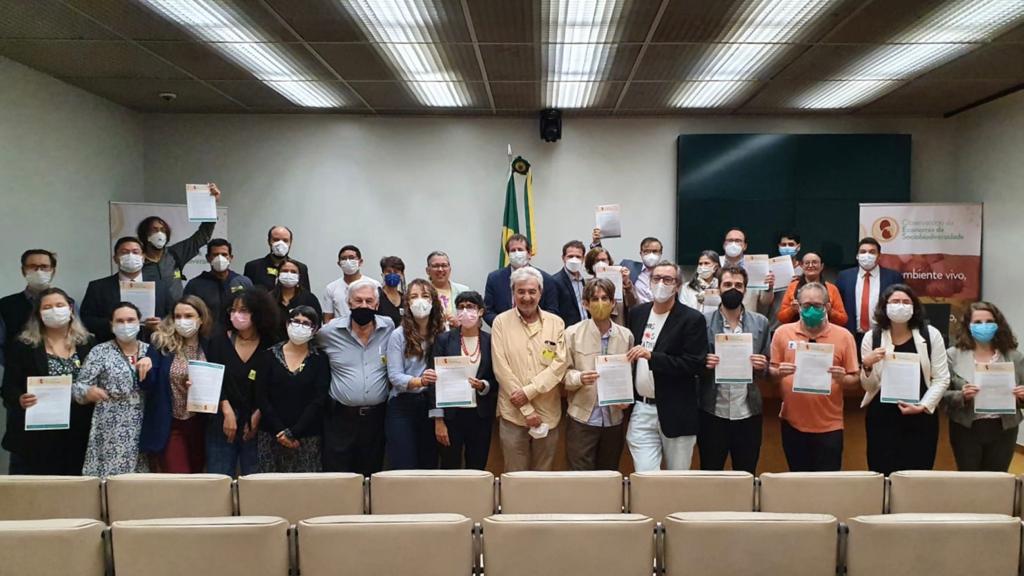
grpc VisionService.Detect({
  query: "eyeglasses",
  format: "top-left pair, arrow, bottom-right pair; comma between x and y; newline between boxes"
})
799,304 -> 825,311
290,320 -> 314,328
428,264 -> 450,270
456,305 -> 479,311
651,276 -> 677,285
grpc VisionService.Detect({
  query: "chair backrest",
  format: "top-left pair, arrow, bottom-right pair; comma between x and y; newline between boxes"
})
628,471 -> 753,521
0,476 -> 102,521
237,473 -> 364,524
759,471 -> 884,521
663,512 -> 838,576
846,513 -> 1021,576
111,516 -> 289,576
482,514 -> 655,576
105,473 -> 233,522
298,514 -> 473,576
0,519 -> 105,576
888,471 -> 1017,514
500,471 -> 623,514
370,470 -> 494,522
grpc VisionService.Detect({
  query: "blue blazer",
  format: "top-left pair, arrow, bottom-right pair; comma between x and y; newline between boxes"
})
552,268 -> 584,328
139,340 -> 209,454
836,266 -> 903,334
483,266 -> 560,326
427,328 -> 497,420
620,259 -> 645,283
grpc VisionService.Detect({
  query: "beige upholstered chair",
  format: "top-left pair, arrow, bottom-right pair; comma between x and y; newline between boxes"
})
237,472 -> 364,524
628,470 -> 753,520
370,469 -> 494,522
499,471 -> 623,514
759,471 -> 884,521
0,475 -> 102,521
888,471 -> 1017,514
105,473 -> 233,522
0,518 -> 105,576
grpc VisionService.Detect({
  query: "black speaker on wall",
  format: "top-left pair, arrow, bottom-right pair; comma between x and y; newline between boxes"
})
539,108 -> 562,142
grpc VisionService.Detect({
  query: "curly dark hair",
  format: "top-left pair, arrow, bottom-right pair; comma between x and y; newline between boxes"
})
400,278 -> 445,359
872,283 -> 928,332
954,301 -> 1018,355
229,288 -> 280,340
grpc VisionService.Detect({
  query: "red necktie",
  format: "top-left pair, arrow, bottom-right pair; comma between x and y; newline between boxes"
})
859,273 -> 871,333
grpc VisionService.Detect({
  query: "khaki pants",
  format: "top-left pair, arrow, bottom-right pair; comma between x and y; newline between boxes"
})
499,418 -> 560,472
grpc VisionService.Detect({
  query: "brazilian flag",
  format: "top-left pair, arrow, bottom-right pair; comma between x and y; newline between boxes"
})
499,156 -> 535,267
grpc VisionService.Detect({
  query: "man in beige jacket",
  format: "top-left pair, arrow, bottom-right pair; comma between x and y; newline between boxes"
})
492,266 -> 567,471
563,278 -> 634,470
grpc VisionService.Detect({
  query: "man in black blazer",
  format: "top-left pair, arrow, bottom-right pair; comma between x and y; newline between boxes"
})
81,237 -> 171,342
243,225 -> 312,291
483,234 -> 559,325
836,237 -> 904,349
553,239 -> 588,328
625,260 -> 708,471
426,291 -> 497,470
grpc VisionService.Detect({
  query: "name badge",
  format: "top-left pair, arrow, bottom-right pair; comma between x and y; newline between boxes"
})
267,267 -> 278,276
788,340 -> 800,350
173,269 -> 183,279
541,349 -> 556,361
231,285 -> 244,293
248,370 -> 257,381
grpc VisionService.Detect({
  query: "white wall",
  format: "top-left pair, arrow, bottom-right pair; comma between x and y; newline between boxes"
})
0,56 -> 144,304
143,114 -> 957,296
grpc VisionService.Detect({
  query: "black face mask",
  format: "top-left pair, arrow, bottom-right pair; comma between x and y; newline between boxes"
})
350,307 -> 376,326
721,288 -> 744,310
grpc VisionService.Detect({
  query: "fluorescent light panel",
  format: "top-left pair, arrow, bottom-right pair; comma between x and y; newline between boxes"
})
793,0 -> 1024,109
342,0 -> 472,107
673,0 -> 839,108
138,0 -> 347,108
543,0 -> 624,108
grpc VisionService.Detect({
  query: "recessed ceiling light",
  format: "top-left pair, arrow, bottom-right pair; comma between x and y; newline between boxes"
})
543,0 -> 624,108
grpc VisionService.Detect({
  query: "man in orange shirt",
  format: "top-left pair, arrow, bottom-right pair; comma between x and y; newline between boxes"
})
769,282 -> 860,471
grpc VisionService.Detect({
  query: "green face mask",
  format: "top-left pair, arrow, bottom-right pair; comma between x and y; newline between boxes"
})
800,305 -> 826,328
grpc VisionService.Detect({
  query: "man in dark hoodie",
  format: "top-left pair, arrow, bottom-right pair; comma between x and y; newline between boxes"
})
183,238 -> 253,335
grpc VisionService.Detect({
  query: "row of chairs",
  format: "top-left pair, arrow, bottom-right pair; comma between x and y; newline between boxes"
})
3,511 -> 1021,575
2,469 -> 1022,525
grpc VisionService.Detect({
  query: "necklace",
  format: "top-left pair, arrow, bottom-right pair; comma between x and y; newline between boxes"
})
461,334 -> 481,362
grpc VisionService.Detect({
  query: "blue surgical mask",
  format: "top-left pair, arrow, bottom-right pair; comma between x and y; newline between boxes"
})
970,323 -> 998,344
384,273 -> 402,288
779,246 -> 798,257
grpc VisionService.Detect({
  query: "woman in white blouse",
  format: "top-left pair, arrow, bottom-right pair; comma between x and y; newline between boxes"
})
678,250 -> 720,314
860,284 -> 949,475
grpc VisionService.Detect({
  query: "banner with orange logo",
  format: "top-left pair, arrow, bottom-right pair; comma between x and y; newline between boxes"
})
859,203 -> 983,336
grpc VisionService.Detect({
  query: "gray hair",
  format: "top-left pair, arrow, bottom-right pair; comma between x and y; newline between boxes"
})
347,278 -> 379,305
510,266 -> 544,291
652,259 -> 681,281
796,281 -> 829,304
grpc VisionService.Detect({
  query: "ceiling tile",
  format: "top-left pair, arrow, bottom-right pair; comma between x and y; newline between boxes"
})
261,0 -> 366,42
653,0 -> 862,43
0,0 -> 118,40
350,80 -> 489,109
633,43 -> 808,81
0,39 -> 189,79
823,0 -> 953,44
313,42 -> 483,82
923,42 -> 1024,81
615,81 -> 680,109
858,78 -> 1023,115
140,41 -> 253,81
64,77 -> 245,112
774,43 -> 876,80
65,0 -> 295,42
464,0 -> 534,43
480,44 -> 537,81
491,81 -> 540,109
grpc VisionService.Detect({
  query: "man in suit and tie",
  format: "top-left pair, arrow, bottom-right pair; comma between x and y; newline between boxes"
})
553,240 -> 588,328
624,259 -> 708,471
618,237 -> 665,305
483,234 -> 559,326
81,236 -> 171,342
837,237 -> 903,350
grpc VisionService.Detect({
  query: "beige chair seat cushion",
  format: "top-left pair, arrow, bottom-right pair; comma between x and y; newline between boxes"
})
105,473 -> 233,522
759,471 -> 884,521
369,470 -> 494,521
0,518 -> 105,576
629,471 -> 753,519
238,472 -> 364,523
0,475 -> 102,520
888,471 -> 1017,514
500,471 -> 623,514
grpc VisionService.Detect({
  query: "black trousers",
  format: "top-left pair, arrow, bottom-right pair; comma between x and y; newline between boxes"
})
780,419 -> 843,472
949,419 -> 1018,472
865,398 -> 938,476
384,394 -> 438,470
438,410 -> 493,471
322,401 -> 386,476
698,411 -> 762,474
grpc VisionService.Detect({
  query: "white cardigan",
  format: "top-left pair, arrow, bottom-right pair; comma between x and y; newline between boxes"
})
859,325 -> 950,414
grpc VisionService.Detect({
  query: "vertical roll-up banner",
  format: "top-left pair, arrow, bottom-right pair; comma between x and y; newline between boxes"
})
859,203 -> 983,339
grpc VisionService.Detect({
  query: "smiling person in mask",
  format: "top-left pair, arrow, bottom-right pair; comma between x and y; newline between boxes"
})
136,183 -> 221,300
184,238 -> 253,336
838,237 -> 904,354
244,226 -> 312,292
321,245 -> 381,324
81,237 -> 171,343
699,266 -> 771,474
484,234 -> 559,326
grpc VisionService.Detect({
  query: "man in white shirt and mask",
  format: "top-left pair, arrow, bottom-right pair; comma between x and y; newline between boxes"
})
321,244 -> 381,323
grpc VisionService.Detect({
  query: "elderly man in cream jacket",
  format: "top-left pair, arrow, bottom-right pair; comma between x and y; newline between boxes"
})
563,278 -> 635,471
859,284 -> 949,476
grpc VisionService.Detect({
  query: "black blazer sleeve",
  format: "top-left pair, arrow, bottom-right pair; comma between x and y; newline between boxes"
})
540,271 -> 560,316
80,278 -> 112,342
1,341 -> 32,409
650,308 -> 708,379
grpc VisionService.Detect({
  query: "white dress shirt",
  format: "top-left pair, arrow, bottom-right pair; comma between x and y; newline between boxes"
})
854,266 -> 881,331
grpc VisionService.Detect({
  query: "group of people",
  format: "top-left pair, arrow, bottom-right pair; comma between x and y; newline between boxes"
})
1,186 -> 1021,478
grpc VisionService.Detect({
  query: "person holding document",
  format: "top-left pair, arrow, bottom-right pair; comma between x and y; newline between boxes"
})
699,266 -> 771,474
384,279 -> 447,470
776,252 -> 848,326
584,247 -> 636,326
679,250 -> 720,314
944,302 -> 1024,471
770,282 -> 859,472
428,291 -> 496,470
1,288 -> 93,475
859,284 -> 949,475
563,278 -> 634,471
73,302 -> 151,477
618,237 -> 665,305
720,228 -> 775,316
139,295 -> 212,473
81,236 -> 170,342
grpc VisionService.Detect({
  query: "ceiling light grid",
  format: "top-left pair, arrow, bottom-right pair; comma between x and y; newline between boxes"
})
542,0 -> 624,109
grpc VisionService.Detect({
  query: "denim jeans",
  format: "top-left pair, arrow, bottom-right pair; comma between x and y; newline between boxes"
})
205,411 -> 257,477
384,393 -> 437,470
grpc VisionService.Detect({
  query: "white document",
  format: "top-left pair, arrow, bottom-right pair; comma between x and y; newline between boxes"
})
769,256 -> 796,292
25,375 -> 73,431
595,204 -> 622,239
596,265 -> 625,302
186,360 -> 225,414
596,354 -> 634,406
701,288 -> 721,311
434,356 -> 477,408
120,281 -> 156,320
793,342 -> 834,395
743,254 -> 770,290
715,333 -> 754,385
880,352 -> 921,404
186,184 -> 218,222
974,362 -> 1017,415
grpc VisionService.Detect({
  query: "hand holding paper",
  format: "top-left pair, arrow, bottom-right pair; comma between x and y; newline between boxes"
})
595,204 -> 621,239
186,183 -> 218,223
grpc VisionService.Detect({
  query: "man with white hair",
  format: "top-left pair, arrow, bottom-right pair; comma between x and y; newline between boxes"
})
318,278 -> 395,475
491,266 -> 568,471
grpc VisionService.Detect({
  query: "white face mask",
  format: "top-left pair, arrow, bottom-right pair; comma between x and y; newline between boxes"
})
210,255 -> 230,273
25,269 -> 52,291
652,282 -> 676,304
174,318 -> 199,337
857,252 -> 878,270
271,240 -> 290,257
724,242 -> 743,259
409,298 -> 433,319
148,232 -> 167,250
40,306 -> 72,328
278,272 -> 300,288
113,322 -> 140,342
886,303 -> 914,324
119,253 -> 144,274
340,258 -> 360,276
593,261 -> 609,273
565,257 -> 583,274
697,265 -> 715,281
508,250 -> 529,268
641,253 -> 662,268
286,322 -> 314,345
